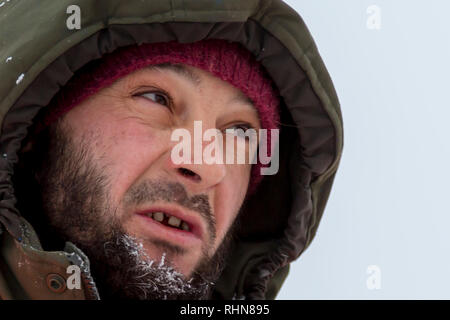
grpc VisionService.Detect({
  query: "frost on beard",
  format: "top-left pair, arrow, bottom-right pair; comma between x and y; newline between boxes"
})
108,234 -> 212,300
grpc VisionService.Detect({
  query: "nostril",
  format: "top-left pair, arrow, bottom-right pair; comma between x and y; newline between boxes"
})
178,167 -> 201,182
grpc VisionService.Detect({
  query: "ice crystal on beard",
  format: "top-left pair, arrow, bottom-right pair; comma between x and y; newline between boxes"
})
117,234 -> 210,299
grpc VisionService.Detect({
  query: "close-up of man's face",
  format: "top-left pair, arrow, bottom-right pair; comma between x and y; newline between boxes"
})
33,64 -> 261,299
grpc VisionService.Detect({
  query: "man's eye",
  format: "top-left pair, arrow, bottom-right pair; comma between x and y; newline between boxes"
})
225,124 -> 255,139
138,92 -> 170,106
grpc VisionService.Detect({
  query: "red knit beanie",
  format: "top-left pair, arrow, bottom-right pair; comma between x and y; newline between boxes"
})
42,39 -> 280,192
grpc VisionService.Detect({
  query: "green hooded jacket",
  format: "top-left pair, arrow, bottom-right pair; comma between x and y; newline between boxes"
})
0,0 -> 343,300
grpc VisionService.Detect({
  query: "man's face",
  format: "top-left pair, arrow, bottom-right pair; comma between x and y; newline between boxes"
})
37,63 -> 260,298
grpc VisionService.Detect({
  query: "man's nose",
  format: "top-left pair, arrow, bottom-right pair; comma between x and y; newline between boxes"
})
172,161 -> 226,192
167,122 -> 226,192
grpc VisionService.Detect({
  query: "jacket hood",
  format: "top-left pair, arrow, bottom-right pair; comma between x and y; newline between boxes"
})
0,0 -> 343,299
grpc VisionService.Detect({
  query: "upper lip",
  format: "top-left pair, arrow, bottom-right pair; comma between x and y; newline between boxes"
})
135,204 -> 206,240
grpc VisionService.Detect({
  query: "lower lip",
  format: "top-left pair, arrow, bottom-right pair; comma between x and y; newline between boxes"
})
136,213 -> 202,246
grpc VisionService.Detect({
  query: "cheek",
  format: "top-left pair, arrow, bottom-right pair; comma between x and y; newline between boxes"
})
213,164 -> 251,247
62,91 -> 174,212
65,102 -> 171,207
102,121 -> 171,205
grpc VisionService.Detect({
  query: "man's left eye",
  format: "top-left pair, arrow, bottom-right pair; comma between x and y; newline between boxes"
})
138,92 -> 169,107
225,124 -> 254,139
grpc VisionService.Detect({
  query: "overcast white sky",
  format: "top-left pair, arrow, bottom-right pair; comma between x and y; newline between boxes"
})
277,0 -> 450,299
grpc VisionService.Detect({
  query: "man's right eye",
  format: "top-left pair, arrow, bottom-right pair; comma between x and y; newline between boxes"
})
137,91 -> 170,107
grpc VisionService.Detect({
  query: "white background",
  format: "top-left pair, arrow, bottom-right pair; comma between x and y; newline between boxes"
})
277,0 -> 450,299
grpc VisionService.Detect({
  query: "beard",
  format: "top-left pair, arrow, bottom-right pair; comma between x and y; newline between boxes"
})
20,119 -> 239,300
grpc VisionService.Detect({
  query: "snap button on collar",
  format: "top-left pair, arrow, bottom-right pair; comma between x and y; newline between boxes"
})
46,273 -> 67,293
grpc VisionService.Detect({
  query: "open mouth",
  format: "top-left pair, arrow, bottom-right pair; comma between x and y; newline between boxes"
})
145,211 -> 191,232
135,206 -> 204,243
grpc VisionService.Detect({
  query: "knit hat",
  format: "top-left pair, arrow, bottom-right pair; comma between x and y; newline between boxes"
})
41,39 -> 280,192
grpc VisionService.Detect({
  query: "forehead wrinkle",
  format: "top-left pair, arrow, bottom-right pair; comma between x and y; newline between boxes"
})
146,63 -> 202,87
145,63 -> 257,114
228,90 -> 256,112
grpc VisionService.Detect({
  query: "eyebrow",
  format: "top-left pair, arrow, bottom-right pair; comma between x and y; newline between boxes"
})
147,63 -> 256,110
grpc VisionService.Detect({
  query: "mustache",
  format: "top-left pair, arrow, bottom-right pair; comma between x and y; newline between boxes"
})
123,180 -> 216,243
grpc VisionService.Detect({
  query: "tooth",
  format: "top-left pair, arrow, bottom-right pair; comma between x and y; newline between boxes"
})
153,212 -> 164,222
181,221 -> 190,231
167,216 -> 181,228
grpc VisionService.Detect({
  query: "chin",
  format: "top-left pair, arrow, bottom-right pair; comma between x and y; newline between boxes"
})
141,242 -> 200,277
